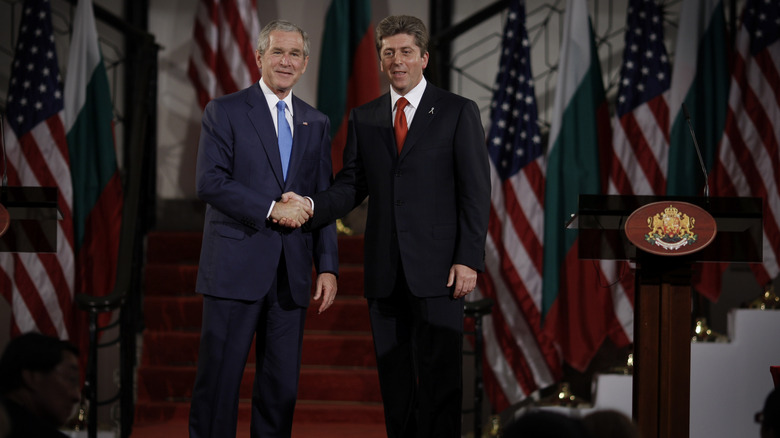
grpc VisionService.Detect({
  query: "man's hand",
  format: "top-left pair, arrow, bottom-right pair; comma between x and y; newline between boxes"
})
447,264 -> 477,299
313,272 -> 337,314
270,191 -> 312,228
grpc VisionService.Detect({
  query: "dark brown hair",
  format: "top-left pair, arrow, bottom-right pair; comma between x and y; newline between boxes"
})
375,15 -> 429,56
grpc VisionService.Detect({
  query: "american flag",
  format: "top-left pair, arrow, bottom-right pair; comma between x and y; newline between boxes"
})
188,0 -> 261,110
1,0 -> 76,340
712,0 -> 780,286
601,0 -> 674,350
473,0 -> 562,411
608,0 -> 671,196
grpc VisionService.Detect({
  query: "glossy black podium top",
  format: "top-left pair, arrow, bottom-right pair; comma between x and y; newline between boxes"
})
0,186 -> 61,253
571,194 -> 763,263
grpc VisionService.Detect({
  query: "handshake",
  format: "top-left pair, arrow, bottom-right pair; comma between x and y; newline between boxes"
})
270,192 -> 312,228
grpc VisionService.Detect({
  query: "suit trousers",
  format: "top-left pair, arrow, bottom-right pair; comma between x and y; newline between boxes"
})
189,255 -> 306,438
368,268 -> 465,438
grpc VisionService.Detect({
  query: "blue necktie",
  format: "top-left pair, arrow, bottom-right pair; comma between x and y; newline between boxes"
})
277,100 -> 292,180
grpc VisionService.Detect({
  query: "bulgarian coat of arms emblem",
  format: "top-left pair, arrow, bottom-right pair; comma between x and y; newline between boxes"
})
645,205 -> 697,251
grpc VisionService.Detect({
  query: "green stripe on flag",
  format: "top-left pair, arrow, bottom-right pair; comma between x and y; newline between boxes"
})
65,60 -> 117,249
667,0 -> 729,196
317,0 -> 373,138
542,19 -> 606,318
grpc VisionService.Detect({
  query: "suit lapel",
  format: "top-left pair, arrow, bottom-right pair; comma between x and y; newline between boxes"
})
375,93 -> 396,159
400,85 -> 439,160
247,83 -> 285,188
285,96 -> 310,188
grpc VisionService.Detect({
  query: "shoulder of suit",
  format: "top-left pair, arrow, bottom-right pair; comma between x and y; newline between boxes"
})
216,85 -> 254,104
292,94 -> 326,120
424,84 -> 474,107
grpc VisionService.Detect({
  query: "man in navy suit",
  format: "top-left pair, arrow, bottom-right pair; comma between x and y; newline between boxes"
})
189,20 -> 338,438
282,14 -> 490,438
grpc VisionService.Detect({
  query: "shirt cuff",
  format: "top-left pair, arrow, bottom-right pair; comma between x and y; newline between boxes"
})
266,201 -> 275,219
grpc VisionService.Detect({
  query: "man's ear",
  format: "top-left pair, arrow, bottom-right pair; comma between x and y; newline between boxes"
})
20,369 -> 37,389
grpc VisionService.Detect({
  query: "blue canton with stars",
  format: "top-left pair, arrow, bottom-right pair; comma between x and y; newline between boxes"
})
5,0 -> 64,137
615,0 -> 670,118
743,0 -> 780,55
487,0 -> 542,181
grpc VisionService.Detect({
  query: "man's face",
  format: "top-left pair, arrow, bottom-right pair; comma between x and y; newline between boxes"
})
27,350 -> 81,426
256,30 -> 308,99
379,33 -> 429,96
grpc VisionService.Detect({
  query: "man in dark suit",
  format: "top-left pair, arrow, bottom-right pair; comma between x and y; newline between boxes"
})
189,20 -> 338,438
282,14 -> 490,438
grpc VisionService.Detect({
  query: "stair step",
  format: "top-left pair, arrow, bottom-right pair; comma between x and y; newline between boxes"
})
134,400 -> 385,425
146,231 -> 203,264
141,331 -> 375,367
137,365 -> 381,403
336,234 -> 364,265
143,264 -> 364,297
144,296 -> 370,332
139,232 -> 374,425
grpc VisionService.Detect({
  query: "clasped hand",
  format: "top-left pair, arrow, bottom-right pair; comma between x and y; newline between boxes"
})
270,192 -> 311,228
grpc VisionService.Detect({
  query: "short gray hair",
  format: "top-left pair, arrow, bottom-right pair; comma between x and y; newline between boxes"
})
256,19 -> 310,58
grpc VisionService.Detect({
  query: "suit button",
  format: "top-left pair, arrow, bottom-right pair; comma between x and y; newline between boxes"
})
395,200 -> 404,206
395,172 -> 402,177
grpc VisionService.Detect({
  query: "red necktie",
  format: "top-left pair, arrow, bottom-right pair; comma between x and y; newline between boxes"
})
394,97 -> 409,154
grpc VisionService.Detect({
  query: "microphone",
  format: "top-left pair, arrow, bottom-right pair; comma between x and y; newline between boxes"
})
681,103 -> 710,199
1,107 -> 6,191
0,108 -> 9,237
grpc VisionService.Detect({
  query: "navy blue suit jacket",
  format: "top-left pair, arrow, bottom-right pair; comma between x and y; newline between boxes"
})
195,82 -> 338,305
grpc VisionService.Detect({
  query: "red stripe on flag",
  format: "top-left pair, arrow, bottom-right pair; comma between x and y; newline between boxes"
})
544,242 -> 622,372
709,0 -> 780,291
481,347 -> 512,413
188,0 -> 260,110
477,265 -> 539,396
330,27 -> 380,173
619,111 -> 666,193
524,159 -> 545,207
12,254 -> 60,337
220,0 -> 257,80
483,200 -> 562,389
502,181 -> 543,275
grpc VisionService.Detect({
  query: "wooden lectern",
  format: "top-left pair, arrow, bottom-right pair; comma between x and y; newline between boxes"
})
574,194 -> 763,438
0,186 -> 61,253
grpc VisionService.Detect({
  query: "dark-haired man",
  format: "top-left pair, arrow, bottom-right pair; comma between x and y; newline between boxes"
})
0,332 -> 82,438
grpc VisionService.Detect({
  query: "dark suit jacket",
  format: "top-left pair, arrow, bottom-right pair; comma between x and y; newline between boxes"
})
310,83 -> 490,298
195,83 -> 338,306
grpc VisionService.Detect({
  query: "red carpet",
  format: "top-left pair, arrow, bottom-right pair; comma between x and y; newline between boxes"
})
134,232 -> 385,436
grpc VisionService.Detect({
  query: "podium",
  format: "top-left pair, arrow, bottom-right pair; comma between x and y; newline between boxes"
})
574,194 -> 763,438
0,186 -> 61,253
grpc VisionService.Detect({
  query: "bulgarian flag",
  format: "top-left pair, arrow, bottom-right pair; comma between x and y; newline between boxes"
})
541,0 -> 625,372
667,0 -> 730,300
667,0 -> 729,197
63,0 -> 123,310
317,0 -> 380,173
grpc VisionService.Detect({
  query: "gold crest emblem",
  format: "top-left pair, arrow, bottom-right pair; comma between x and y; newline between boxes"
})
645,205 -> 698,250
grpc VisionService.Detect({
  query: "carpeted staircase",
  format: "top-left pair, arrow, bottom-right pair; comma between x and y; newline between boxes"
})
134,231 -> 385,427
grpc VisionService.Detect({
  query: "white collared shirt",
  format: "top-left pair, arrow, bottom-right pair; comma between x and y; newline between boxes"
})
259,79 -> 294,138
258,80 -> 314,218
391,76 -> 427,128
